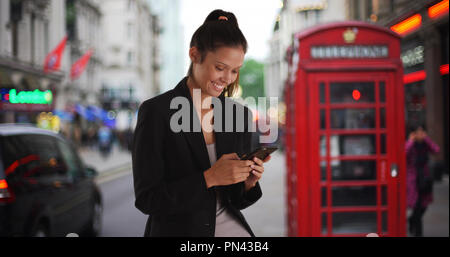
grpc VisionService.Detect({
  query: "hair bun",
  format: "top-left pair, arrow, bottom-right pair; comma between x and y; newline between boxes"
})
203,9 -> 239,28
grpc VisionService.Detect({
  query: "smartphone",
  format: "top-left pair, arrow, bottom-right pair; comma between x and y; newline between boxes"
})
240,146 -> 278,161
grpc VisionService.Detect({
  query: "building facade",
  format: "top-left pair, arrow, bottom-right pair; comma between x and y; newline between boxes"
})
0,0 -> 65,125
62,0 -> 102,108
265,0 -> 348,98
99,0 -> 160,131
147,0 -> 184,94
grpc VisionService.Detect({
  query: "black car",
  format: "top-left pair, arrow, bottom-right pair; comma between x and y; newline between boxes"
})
0,124 -> 102,237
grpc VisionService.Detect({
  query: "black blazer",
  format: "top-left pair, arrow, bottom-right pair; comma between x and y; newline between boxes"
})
132,77 -> 262,237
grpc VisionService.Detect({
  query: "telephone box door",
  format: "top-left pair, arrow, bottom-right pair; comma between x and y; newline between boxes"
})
308,71 -> 403,237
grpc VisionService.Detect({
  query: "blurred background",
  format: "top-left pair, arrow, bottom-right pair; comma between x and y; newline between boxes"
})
0,0 -> 448,237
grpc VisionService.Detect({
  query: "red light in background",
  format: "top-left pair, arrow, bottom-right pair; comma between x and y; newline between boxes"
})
0,179 -> 14,203
428,0 -> 449,19
352,90 -> 361,101
0,179 -> 8,189
5,94 -> 8,101
404,70 -> 427,84
390,14 -> 422,35
440,64 -> 449,75
403,65 -> 448,84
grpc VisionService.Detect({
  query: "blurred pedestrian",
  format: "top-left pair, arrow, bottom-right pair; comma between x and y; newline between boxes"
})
132,9 -> 272,237
125,128 -> 133,152
406,125 -> 440,237
98,125 -> 112,158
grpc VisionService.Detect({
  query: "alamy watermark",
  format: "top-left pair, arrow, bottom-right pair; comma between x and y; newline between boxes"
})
169,89 -> 279,144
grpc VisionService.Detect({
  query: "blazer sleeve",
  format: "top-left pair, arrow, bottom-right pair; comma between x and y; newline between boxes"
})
228,107 -> 262,210
132,100 -> 209,216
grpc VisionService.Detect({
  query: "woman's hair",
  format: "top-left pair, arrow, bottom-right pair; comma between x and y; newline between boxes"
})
187,9 -> 248,97
408,123 -> 426,135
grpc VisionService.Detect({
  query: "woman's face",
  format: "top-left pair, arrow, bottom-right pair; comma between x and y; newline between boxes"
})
190,46 -> 245,98
415,127 -> 426,142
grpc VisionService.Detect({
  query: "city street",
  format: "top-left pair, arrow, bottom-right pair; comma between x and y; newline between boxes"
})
95,150 -> 447,237
98,171 -> 147,237
0,0 -> 448,240
95,150 -> 287,237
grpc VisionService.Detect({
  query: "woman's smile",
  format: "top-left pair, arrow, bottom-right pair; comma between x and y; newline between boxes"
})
211,81 -> 225,92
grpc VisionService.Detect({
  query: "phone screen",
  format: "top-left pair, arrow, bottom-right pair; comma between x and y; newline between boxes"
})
240,147 -> 278,160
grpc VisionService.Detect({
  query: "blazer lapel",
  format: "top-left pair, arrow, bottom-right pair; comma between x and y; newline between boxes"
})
173,77 -> 237,171
173,77 -> 211,171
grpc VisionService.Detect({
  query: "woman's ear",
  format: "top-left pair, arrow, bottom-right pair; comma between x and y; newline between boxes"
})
189,47 -> 200,64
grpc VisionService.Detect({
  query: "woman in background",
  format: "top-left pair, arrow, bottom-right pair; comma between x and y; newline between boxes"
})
406,125 -> 440,237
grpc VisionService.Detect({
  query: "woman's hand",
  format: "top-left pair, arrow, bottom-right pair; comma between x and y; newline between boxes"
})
204,153 -> 254,188
244,155 -> 271,191
409,132 -> 416,142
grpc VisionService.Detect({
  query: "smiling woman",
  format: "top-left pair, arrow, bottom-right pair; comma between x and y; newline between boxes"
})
187,9 -> 247,98
132,9 -> 272,237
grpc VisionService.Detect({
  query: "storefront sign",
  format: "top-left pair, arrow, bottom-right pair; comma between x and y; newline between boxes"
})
0,88 -> 54,112
401,45 -> 424,68
311,45 -> 389,59
1,88 -> 53,105
401,38 -> 425,74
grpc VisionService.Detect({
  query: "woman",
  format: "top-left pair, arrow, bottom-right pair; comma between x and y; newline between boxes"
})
132,9 -> 271,237
406,125 -> 440,237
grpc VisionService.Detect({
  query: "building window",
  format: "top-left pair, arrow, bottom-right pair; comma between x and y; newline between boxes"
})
366,0 -> 373,21
354,0 -> 360,20
31,13 -> 36,63
10,0 -> 22,57
44,21 -> 49,54
127,51 -> 134,65
66,0 -> 76,41
315,10 -> 321,23
127,0 -> 134,11
404,81 -> 426,131
127,22 -> 134,38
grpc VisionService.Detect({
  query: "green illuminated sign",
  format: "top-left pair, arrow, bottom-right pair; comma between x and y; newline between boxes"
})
9,89 -> 53,105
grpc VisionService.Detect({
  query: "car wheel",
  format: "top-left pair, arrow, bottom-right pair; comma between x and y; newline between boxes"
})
92,201 -> 103,236
84,200 -> 102,237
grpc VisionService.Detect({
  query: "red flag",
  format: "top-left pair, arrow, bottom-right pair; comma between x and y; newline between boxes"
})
70,49 -> 93,80
43,36 -> 67,73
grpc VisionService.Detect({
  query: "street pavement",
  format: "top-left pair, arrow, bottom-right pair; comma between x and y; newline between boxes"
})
422,175 -> 449,237
79,144 -> 132,176
242,151 -> 286,237
98,172 -> 147,236
79,146 -> 448,237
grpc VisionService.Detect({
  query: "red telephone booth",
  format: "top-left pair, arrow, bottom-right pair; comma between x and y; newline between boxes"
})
285,21 -> 406,237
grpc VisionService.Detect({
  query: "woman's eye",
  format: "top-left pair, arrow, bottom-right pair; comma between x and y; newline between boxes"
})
216,66 -> 224,71
232,70 -> 238,74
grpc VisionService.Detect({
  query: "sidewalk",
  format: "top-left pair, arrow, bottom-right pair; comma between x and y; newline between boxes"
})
243,151 -> 449,237
242,150 -> 287,237
77,144 -> 448,237
422,174 -> 449,237
78,144 -> 132,178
